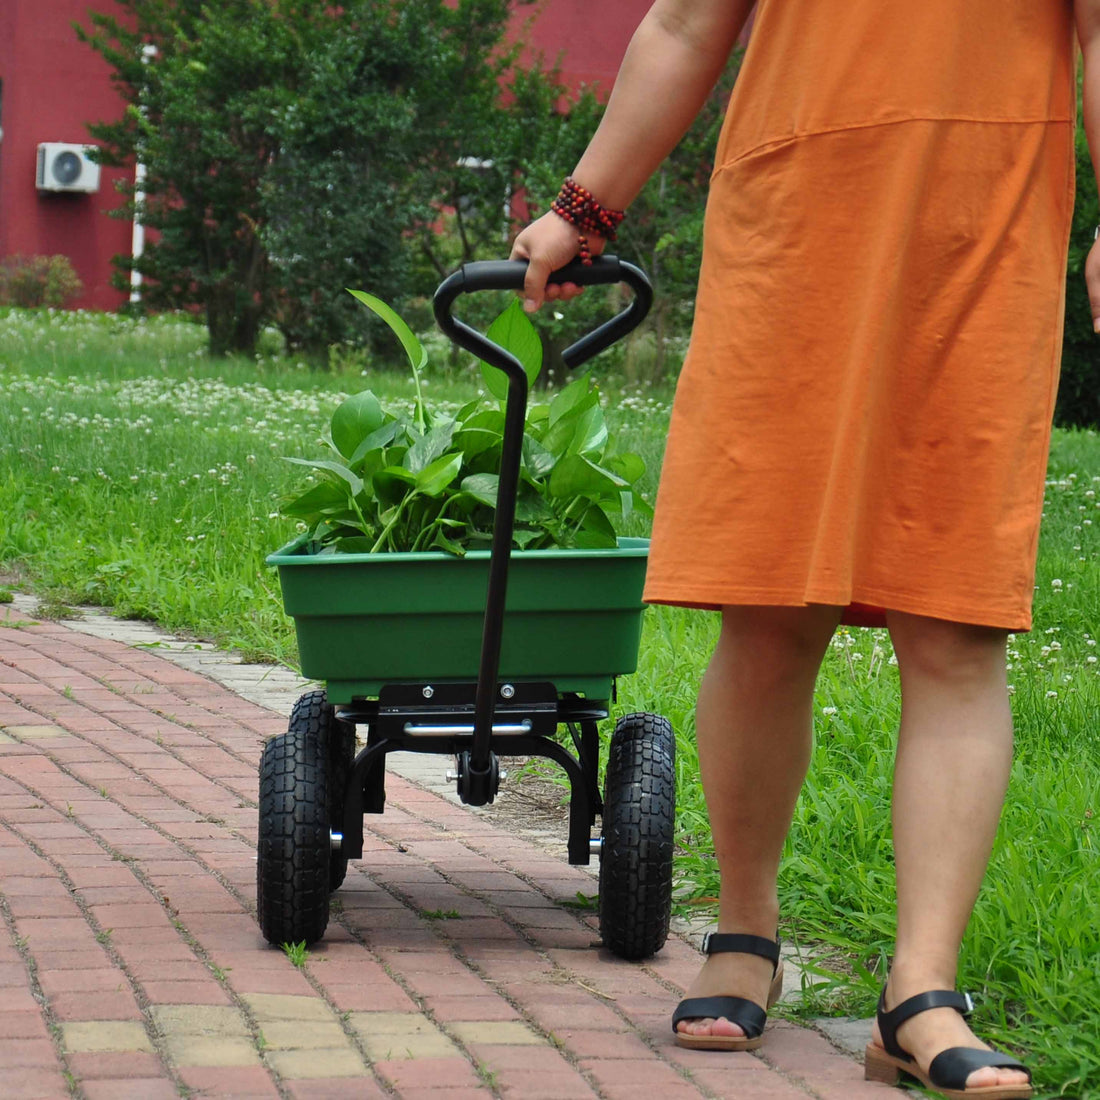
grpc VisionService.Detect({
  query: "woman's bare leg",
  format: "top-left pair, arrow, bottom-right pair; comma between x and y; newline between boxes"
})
873,610 -> 1029,1090
677,604 -> 841,1039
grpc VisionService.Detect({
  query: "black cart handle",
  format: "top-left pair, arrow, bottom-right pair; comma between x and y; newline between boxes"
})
429,255 -> 652,808
433,256 -> 653,371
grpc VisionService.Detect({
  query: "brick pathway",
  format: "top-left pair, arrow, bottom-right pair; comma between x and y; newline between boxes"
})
0,601 -> 895,1100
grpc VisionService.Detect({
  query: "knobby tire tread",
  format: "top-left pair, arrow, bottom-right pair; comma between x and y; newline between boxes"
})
256,691 -> 335,945
599,711 -> 675,960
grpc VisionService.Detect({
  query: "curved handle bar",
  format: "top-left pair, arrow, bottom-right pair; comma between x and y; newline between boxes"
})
432,256 -> 653,376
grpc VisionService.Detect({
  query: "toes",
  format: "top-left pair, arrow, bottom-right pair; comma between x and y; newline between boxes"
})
709,1016 -> 746,1038
966,1066 -> 1031,1090
676,1017 -> 746,1039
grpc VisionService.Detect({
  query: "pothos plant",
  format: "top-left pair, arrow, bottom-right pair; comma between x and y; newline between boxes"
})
280,291 -> 652,555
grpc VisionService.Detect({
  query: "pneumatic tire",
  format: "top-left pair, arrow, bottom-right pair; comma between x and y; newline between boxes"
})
257,692 -> 338,945
286,691 -> 356,891
598,712 -> 675,960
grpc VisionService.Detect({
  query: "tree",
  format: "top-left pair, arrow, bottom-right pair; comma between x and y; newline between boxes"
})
1058,86 -> 1100,429
79,0 -> 538,356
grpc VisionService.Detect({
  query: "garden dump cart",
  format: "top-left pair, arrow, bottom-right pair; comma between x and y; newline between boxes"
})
257,256 -> 675,960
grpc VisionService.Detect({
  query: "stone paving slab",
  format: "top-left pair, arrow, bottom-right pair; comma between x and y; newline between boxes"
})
0,599 -> 903,1100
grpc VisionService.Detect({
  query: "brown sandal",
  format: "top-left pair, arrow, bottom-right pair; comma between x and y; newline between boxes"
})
672,933 -> 784,1051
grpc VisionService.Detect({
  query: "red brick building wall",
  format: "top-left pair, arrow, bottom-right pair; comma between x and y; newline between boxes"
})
0,1 -> 656,312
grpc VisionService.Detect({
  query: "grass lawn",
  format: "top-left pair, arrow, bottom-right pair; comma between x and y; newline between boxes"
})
1,307 -> 1098,1096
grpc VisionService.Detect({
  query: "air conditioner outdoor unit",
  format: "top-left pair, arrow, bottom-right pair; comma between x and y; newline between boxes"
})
36,143 -> 101,194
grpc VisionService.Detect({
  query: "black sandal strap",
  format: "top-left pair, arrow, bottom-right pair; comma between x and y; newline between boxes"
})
672,996 -> 767,1039
703,932 -> 781,973
877,989 -> 974,1061
928,1047 -> 1032,1089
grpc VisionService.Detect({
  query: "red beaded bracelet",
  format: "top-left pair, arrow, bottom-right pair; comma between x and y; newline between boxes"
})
550,177 -> 626,265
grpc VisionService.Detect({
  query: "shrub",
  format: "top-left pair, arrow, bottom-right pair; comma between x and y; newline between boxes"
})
0,255 -> 84,309
1057,97 -> 1100,429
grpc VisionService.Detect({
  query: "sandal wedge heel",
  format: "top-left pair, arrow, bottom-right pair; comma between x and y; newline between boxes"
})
864,989 -> 1032,1099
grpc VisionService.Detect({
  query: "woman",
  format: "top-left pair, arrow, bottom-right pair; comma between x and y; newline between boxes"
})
512,2 -> 1100,1098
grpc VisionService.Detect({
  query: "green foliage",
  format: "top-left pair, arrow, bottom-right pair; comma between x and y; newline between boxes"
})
281,294 -> 651,553
0,255 -> 83,308
280,941 -> 309,968
78,0 -> 545,356
1059,95 -> 1100,429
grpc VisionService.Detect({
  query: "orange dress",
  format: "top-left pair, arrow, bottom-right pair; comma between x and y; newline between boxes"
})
642,0 -> 1079,631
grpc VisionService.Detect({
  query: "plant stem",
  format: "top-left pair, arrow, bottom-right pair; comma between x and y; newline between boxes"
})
370,492 -> 418,553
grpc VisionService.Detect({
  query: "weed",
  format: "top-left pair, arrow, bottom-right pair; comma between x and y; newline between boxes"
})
476,1062 -> 499,1089
421,908 -> 462,920
281,941 -> 309,968
558,892 -> 598,911
95,929 -> 112,945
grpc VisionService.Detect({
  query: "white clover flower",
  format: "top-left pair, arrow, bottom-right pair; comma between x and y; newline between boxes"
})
1045,690 -> 1058,699
822,706 -> 838,716
1051,579 -> 1063,589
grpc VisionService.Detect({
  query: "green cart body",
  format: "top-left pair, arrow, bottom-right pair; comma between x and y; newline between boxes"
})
267,534 -> 651,704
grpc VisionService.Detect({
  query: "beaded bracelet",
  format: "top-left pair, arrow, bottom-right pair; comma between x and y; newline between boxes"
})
550,177 -> 626,265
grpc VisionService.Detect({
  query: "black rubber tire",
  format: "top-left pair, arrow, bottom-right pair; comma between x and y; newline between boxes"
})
598,712 -> 675,960
291,691 -> 356,892
257,694 -> 336,946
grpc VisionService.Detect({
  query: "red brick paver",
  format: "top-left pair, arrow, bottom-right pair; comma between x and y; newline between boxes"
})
0,603 -> 894,1099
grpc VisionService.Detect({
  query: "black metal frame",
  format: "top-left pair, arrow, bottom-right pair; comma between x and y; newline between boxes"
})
330,257 -> 653,868
335,682 -> 607,865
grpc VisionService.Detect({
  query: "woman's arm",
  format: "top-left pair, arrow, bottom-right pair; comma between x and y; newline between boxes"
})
1077,0 -> 1100,332
512,0 -> 756,310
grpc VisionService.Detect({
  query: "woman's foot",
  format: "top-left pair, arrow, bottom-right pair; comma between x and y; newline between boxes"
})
674,933 -> 781,1044
869,975 -> 1030,1093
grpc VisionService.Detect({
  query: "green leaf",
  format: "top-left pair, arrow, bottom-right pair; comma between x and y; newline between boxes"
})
513,528 -> 543,549
606,452 -> 646,485
567,404 -> 609,457
415,452 -> 463,496
460,473 -> 499,508
405,421 -> 456,474
548,454 -> 626,500
480,300 -> 542,400
347,290 -> 428,376
578,504 -> 618,543
521,434 -> 556,479
549,376 -> 592,426
348,420 -> 399,467
280,480 -> 351,518
525,404 -> 550,428
330,390 -> 384,460
515,490 -> 556,524
454,409 -> 504,459
455,398 -> 484,422
332,536 -> 375,554
431,530 -> 466,557
372,465 -> 418,506
282,457 -> 363,497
